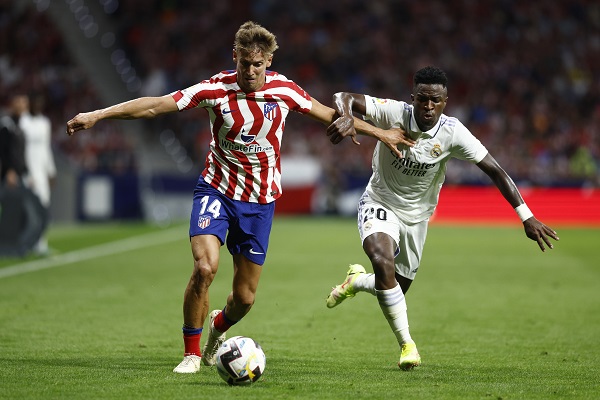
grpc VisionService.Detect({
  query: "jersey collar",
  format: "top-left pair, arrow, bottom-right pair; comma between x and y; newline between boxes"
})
409,108 -> 444,139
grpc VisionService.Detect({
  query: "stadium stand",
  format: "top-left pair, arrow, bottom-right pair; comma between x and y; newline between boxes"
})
1,0 -> 597,220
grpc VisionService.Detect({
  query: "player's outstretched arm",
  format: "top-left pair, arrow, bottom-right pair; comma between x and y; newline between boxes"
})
476,153 -> 559,252
66,95 -> 178,136
327,92 -> 415,158
308,97 -> 362,146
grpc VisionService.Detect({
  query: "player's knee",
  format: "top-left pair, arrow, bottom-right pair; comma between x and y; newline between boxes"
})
191,260 -> 216,283
370,253 -> 394,273
370,254 -> 396,285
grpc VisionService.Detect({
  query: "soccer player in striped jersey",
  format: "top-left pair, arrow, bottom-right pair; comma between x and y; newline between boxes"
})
325,66 -> 559,370
66,21 -> 415,374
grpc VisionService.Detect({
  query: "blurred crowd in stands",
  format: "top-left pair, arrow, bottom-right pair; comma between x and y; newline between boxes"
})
0,1 -> 136,174
2,0 -> 598,190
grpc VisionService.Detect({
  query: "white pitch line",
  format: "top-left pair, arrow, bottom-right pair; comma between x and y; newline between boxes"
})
0,226 -> 185,279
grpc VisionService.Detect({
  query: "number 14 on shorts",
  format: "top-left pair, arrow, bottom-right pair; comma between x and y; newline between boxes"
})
197,196 -> 222,228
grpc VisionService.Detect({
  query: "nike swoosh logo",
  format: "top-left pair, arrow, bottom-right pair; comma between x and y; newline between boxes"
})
222,109 -> 238,114
249,249 -> 264,255
241,133 -> 255,143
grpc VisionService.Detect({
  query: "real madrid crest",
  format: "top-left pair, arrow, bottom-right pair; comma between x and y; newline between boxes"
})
430,144 -> 442,158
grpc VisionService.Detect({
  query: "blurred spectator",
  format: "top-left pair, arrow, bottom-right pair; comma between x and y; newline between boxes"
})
0,95 -> 28,188
19,93 -> 56,255
0,94 -> 44,257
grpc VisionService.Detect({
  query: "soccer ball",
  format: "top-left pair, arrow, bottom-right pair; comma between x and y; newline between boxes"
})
216,336 -> 266,385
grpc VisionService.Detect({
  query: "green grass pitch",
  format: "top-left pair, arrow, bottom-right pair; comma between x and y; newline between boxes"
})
0,217 -> 598,399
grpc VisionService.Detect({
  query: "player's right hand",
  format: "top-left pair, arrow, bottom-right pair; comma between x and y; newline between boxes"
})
327,115 -> 360,145
66,112 -> 97,136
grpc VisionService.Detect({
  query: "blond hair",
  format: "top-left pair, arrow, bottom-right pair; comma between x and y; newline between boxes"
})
234,21 -> 279,56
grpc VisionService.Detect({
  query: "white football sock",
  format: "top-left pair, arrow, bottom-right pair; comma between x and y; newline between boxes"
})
376,284 -> 414,346
353,273 -> 376,295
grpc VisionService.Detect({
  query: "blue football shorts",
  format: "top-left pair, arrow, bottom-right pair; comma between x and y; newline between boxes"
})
189,179 -> 275,265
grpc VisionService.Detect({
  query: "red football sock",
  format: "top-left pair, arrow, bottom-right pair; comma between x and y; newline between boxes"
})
213,309 -> 237,333
182,327 -> 202,356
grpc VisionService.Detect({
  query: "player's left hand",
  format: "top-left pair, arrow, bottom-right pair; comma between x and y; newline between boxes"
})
379,128 -> 415,159
523,217 -> 559,252
327,115 -> 360,145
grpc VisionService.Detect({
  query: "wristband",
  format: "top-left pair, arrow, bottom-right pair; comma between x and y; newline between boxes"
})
515,204 -> 534,222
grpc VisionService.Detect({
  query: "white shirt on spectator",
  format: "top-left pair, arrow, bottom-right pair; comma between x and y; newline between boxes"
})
20,112 -> 56,207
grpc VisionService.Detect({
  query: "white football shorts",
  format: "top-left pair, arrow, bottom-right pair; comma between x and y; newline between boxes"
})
357,191 -> 428,280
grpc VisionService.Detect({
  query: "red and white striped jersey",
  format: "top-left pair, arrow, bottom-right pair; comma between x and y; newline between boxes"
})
171,70 -> 313,204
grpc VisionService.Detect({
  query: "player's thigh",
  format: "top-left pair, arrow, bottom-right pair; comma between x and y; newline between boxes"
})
190,234 -> 222,274
394,219 -> 428,280
362,232 -> 397,261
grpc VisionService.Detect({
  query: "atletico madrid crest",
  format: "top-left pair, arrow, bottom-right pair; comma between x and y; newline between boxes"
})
198,215 -> 211,229
264,102 -> 279,121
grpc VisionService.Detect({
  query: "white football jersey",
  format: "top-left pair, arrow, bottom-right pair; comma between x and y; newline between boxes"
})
363,95 -> 488,223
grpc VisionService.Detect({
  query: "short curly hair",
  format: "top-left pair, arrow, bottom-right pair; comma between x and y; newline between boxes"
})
414,66 -> 448,88
234,21 -> 279,56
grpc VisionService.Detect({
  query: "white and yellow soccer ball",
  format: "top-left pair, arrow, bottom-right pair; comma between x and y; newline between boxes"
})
216,336 -> 266,385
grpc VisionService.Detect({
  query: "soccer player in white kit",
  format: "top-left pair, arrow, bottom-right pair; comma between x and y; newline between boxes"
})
325,66 -> 559,370
66,21 -> 414,374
